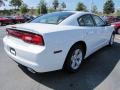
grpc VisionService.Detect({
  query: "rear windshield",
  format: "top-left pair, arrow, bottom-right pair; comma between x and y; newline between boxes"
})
30,12 -> 74,24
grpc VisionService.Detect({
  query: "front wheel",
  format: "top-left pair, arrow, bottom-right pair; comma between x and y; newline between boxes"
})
64,45 -> 84,73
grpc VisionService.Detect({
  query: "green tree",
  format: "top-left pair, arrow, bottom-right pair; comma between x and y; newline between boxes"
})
52,0 -> 59,10
10,0 -> 23,9
2,9 -> 9,15
91,5 -> 98,14
116,9 -> 120,16
103,0 -> 115,14
76,2 -> 87,11
37,0 -> 47,14
61,2 -> 66,9
20,4 -> 28,14
57,2 -> 66,11
48,7 -> 55,13
29,7 -> 35,15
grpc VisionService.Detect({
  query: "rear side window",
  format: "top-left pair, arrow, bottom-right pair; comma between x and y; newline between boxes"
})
78,15 -> 95,26
92,15 -> 105,26
30,12 -> 74,24
78,18 -> 85,26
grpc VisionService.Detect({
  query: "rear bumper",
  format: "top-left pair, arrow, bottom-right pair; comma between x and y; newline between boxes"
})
5,47 -> 40,72
3,36 -> 65,73
0,20 -> 12,24
3,36 -> 49,73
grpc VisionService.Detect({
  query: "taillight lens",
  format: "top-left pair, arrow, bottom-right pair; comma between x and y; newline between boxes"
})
6,29 -> 44,45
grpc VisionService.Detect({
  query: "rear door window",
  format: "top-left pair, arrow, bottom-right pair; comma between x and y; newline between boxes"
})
92,15 -> 105,26
78,14 -> 95,26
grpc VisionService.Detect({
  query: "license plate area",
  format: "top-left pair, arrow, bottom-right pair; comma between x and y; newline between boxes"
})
10,47 -> 16,56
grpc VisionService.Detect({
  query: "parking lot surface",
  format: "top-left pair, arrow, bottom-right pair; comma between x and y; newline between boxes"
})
0,27 -> 120,90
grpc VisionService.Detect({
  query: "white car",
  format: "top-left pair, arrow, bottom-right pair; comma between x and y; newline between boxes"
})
3,11 -> 115,73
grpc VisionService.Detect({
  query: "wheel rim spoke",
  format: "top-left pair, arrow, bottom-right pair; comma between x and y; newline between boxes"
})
71,49 -> 82,70
74,49 -> 80,56
71,61 -> 76,69
75,60 -> 80,66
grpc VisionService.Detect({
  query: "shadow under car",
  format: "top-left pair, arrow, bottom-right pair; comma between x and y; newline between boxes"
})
19,42 -> 120,90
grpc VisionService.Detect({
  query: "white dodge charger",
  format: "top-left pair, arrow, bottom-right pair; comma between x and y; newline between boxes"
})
3,11 -> 115,73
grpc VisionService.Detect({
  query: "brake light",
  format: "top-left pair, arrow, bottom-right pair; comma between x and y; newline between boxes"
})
6,29 -> 44,45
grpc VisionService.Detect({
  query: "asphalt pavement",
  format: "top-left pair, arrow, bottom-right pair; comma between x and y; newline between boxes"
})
0,27 -> 120,90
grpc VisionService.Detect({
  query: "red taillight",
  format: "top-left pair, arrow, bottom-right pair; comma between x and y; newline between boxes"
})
6,29 -> 44,45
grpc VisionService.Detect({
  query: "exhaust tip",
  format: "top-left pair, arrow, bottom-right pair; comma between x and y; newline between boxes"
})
27,67 -> 36,73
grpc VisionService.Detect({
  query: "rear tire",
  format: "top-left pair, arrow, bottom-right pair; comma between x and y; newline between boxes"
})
64,44 -> 84,73
109,33 -> 115,46
0,22 -> 2,26
117,28 -> 120,34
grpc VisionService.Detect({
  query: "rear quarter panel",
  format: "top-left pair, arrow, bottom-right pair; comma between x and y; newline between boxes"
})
42,25 -> 114,70
42,27 -> 88,69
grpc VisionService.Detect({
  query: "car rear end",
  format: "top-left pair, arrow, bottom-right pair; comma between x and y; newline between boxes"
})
4,18 -> 13,25
111,22 -> 120,34
3,11 -> 77,73
3,27 -> 48,73
15,16 -> 25,23
0,17 -> 12,25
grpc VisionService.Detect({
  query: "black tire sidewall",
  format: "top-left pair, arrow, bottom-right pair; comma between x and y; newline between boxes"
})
64,45 -> 83,72
0,22 -> 2,26
117,28 -> 120,34
109,33 -> 115,46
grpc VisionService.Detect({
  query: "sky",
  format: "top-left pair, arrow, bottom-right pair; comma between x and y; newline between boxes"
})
0,0 -> 120,12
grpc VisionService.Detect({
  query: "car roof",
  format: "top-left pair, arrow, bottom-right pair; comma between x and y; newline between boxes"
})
37,11 -> 92,17
61,11 -> 92,15
45,11 -> 92,15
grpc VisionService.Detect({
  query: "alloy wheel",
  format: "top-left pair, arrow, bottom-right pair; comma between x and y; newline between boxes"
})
70,49 -> 83,70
